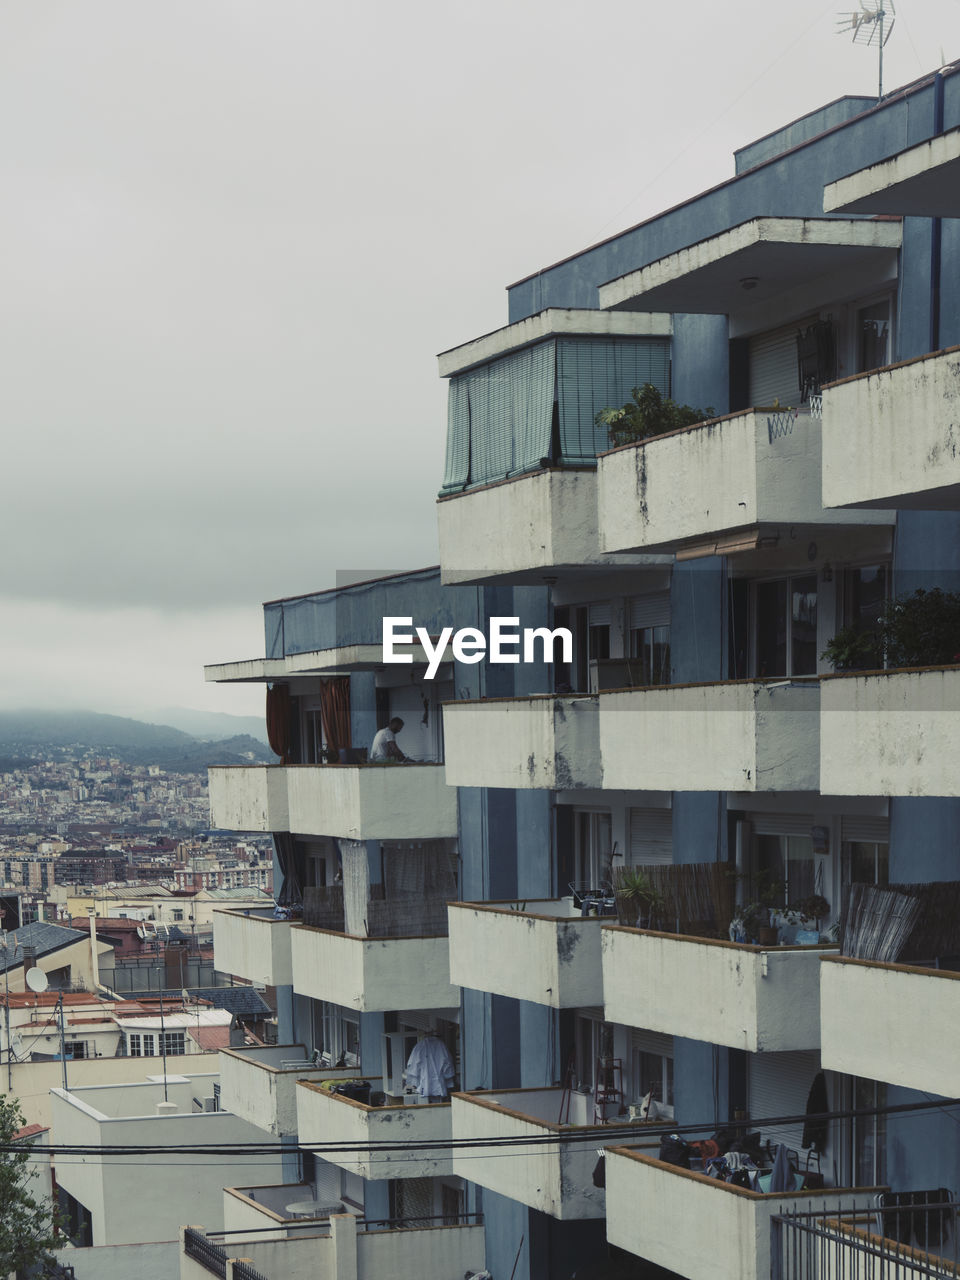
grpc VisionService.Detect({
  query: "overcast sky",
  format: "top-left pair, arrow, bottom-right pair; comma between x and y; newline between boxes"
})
1,0 -> 955,720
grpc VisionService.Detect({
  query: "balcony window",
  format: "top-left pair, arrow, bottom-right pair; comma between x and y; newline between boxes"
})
754,575 -> 818,677
441,337 -> 670,493
574,811 -> 613,894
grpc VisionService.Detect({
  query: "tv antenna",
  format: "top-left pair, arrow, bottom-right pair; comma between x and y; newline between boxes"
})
837,2 -> 896,99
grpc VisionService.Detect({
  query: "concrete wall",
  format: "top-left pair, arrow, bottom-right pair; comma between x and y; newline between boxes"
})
218,1047 -> 344,1137
823,350 -> 960,510
449,903 -> 603,1008
51,1080 -> 283,1246
290,928 -> 458,1011
63,1238 -> 179,1280
820,957 -> 960,1097
599,681 -> 819,793
213,909 -> 292,986
285,764 -> 458,841
438,469 -> 603,580
820,668 -> 960,796
602,928 -> 828,1053
295,1082 -> 453,1179
442,696 -> 601,791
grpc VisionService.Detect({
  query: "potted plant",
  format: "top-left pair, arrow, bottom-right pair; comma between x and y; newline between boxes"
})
614,866 -> 664,928
820,625 -> 881,672
595,383 -> 715,448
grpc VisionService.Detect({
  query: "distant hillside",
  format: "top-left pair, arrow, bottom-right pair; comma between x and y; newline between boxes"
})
0,711 -> 277,773
141,706 -> 269,745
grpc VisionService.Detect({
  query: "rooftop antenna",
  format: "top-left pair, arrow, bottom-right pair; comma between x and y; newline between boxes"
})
837,2 -> 896,99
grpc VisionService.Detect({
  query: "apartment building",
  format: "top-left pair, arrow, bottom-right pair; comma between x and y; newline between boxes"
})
199,62 -> 960,1280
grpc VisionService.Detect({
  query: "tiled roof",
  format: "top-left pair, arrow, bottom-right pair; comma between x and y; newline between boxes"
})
156,986 -> 272,1016
0,922 -> 88,971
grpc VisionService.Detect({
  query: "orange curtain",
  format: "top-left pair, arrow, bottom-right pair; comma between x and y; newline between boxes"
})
318,676 -> 351,758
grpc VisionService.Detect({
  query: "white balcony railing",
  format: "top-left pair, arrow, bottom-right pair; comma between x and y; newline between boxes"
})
448,900 -> 604,1007
820,666 -> 960,796
296,1079 -> 453,1179
602,927 -> 832,1053
442,695 -> 601,790
821,955 -> 960,1097
451,1087 -> 653,1220
218,1046 -> 345,1137
598,408 -> 891,556
604,1147 -> 882,1280
209,764 -> 458,840
822,348 -> 960,510
290,925 -> 458,1012
213,909 -> 293,988
599,679 -> 819,793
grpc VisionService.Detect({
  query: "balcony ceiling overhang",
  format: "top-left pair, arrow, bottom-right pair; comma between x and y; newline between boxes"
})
597,218 -> 902,315
437,308 -> 672,378
204,645 -> 451,683
824,128 -> 960,217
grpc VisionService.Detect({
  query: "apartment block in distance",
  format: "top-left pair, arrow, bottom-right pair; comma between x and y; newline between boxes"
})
197,60 -> 960,1280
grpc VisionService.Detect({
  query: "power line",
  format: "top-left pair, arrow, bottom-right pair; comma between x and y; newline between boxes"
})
7,1092 -> 959,1163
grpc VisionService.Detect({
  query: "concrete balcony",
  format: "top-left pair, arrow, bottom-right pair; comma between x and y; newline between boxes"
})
451,1087 -> 646,1219
209,764 -> 458,839
218,1046 -> 346,1138
213,908 -> 292,988
183,1215 -> 485,1280
823,348 -> 960,510
602,928 -> 832,1052
598,408 -> 891,557
223,1182 -> 342,1238
290,925 -> 458,1012
442,695 -> 601,790
821,955 -> 960,1097
448,901 -> 604,1008
296,1079 -> 453,1179
599,679 -> 819,792
438,469 -> 600,583
604,1148 -> 881,1280
820,666 -> 960,796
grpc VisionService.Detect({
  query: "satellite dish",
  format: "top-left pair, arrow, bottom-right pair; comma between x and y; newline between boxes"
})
181,988 -> 191,1004
26,968 -> 49,993
137,926 -> 146,939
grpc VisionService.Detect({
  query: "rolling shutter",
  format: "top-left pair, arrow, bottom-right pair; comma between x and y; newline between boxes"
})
749,1050 -> 821,1153
588,602 -> 612,628
748,319 -> 815,409
630,1029 -> 673,1059
629,593 -> 671,631
749,813 -> 815,838
841,817 -> 889,844
629,808 -> 673,865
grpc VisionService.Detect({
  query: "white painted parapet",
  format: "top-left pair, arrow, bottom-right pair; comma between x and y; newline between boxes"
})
598,409 -> 891,555
820,666 -> 960,796
213,909 -> 293,987
290,925 -> 458,1011
604,1148 -> 882,1280
218,1046 -> 345,1138
823,348 -> 960,510
821,955 -> 960,1096
442,695 -> 601,790
599,679 -> 819,792
209,764 -> 457,840
602,927 -> 831,1052
451,1087 -> 650,1220
448,901 -> 603,1007
296,1079 -> 453,1179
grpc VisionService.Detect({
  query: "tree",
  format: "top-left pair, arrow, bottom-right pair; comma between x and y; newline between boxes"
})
596,382 -> 715,448
0,1094 -> 62,1278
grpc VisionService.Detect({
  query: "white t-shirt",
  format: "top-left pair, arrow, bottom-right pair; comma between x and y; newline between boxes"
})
370,727 -> 396,760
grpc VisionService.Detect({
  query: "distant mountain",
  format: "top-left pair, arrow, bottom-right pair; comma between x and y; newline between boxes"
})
140,706 -> 269,745
0,710 -> 277,773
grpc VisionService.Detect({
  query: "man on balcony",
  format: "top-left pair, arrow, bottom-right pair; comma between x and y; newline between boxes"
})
370,717 -> 409,762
